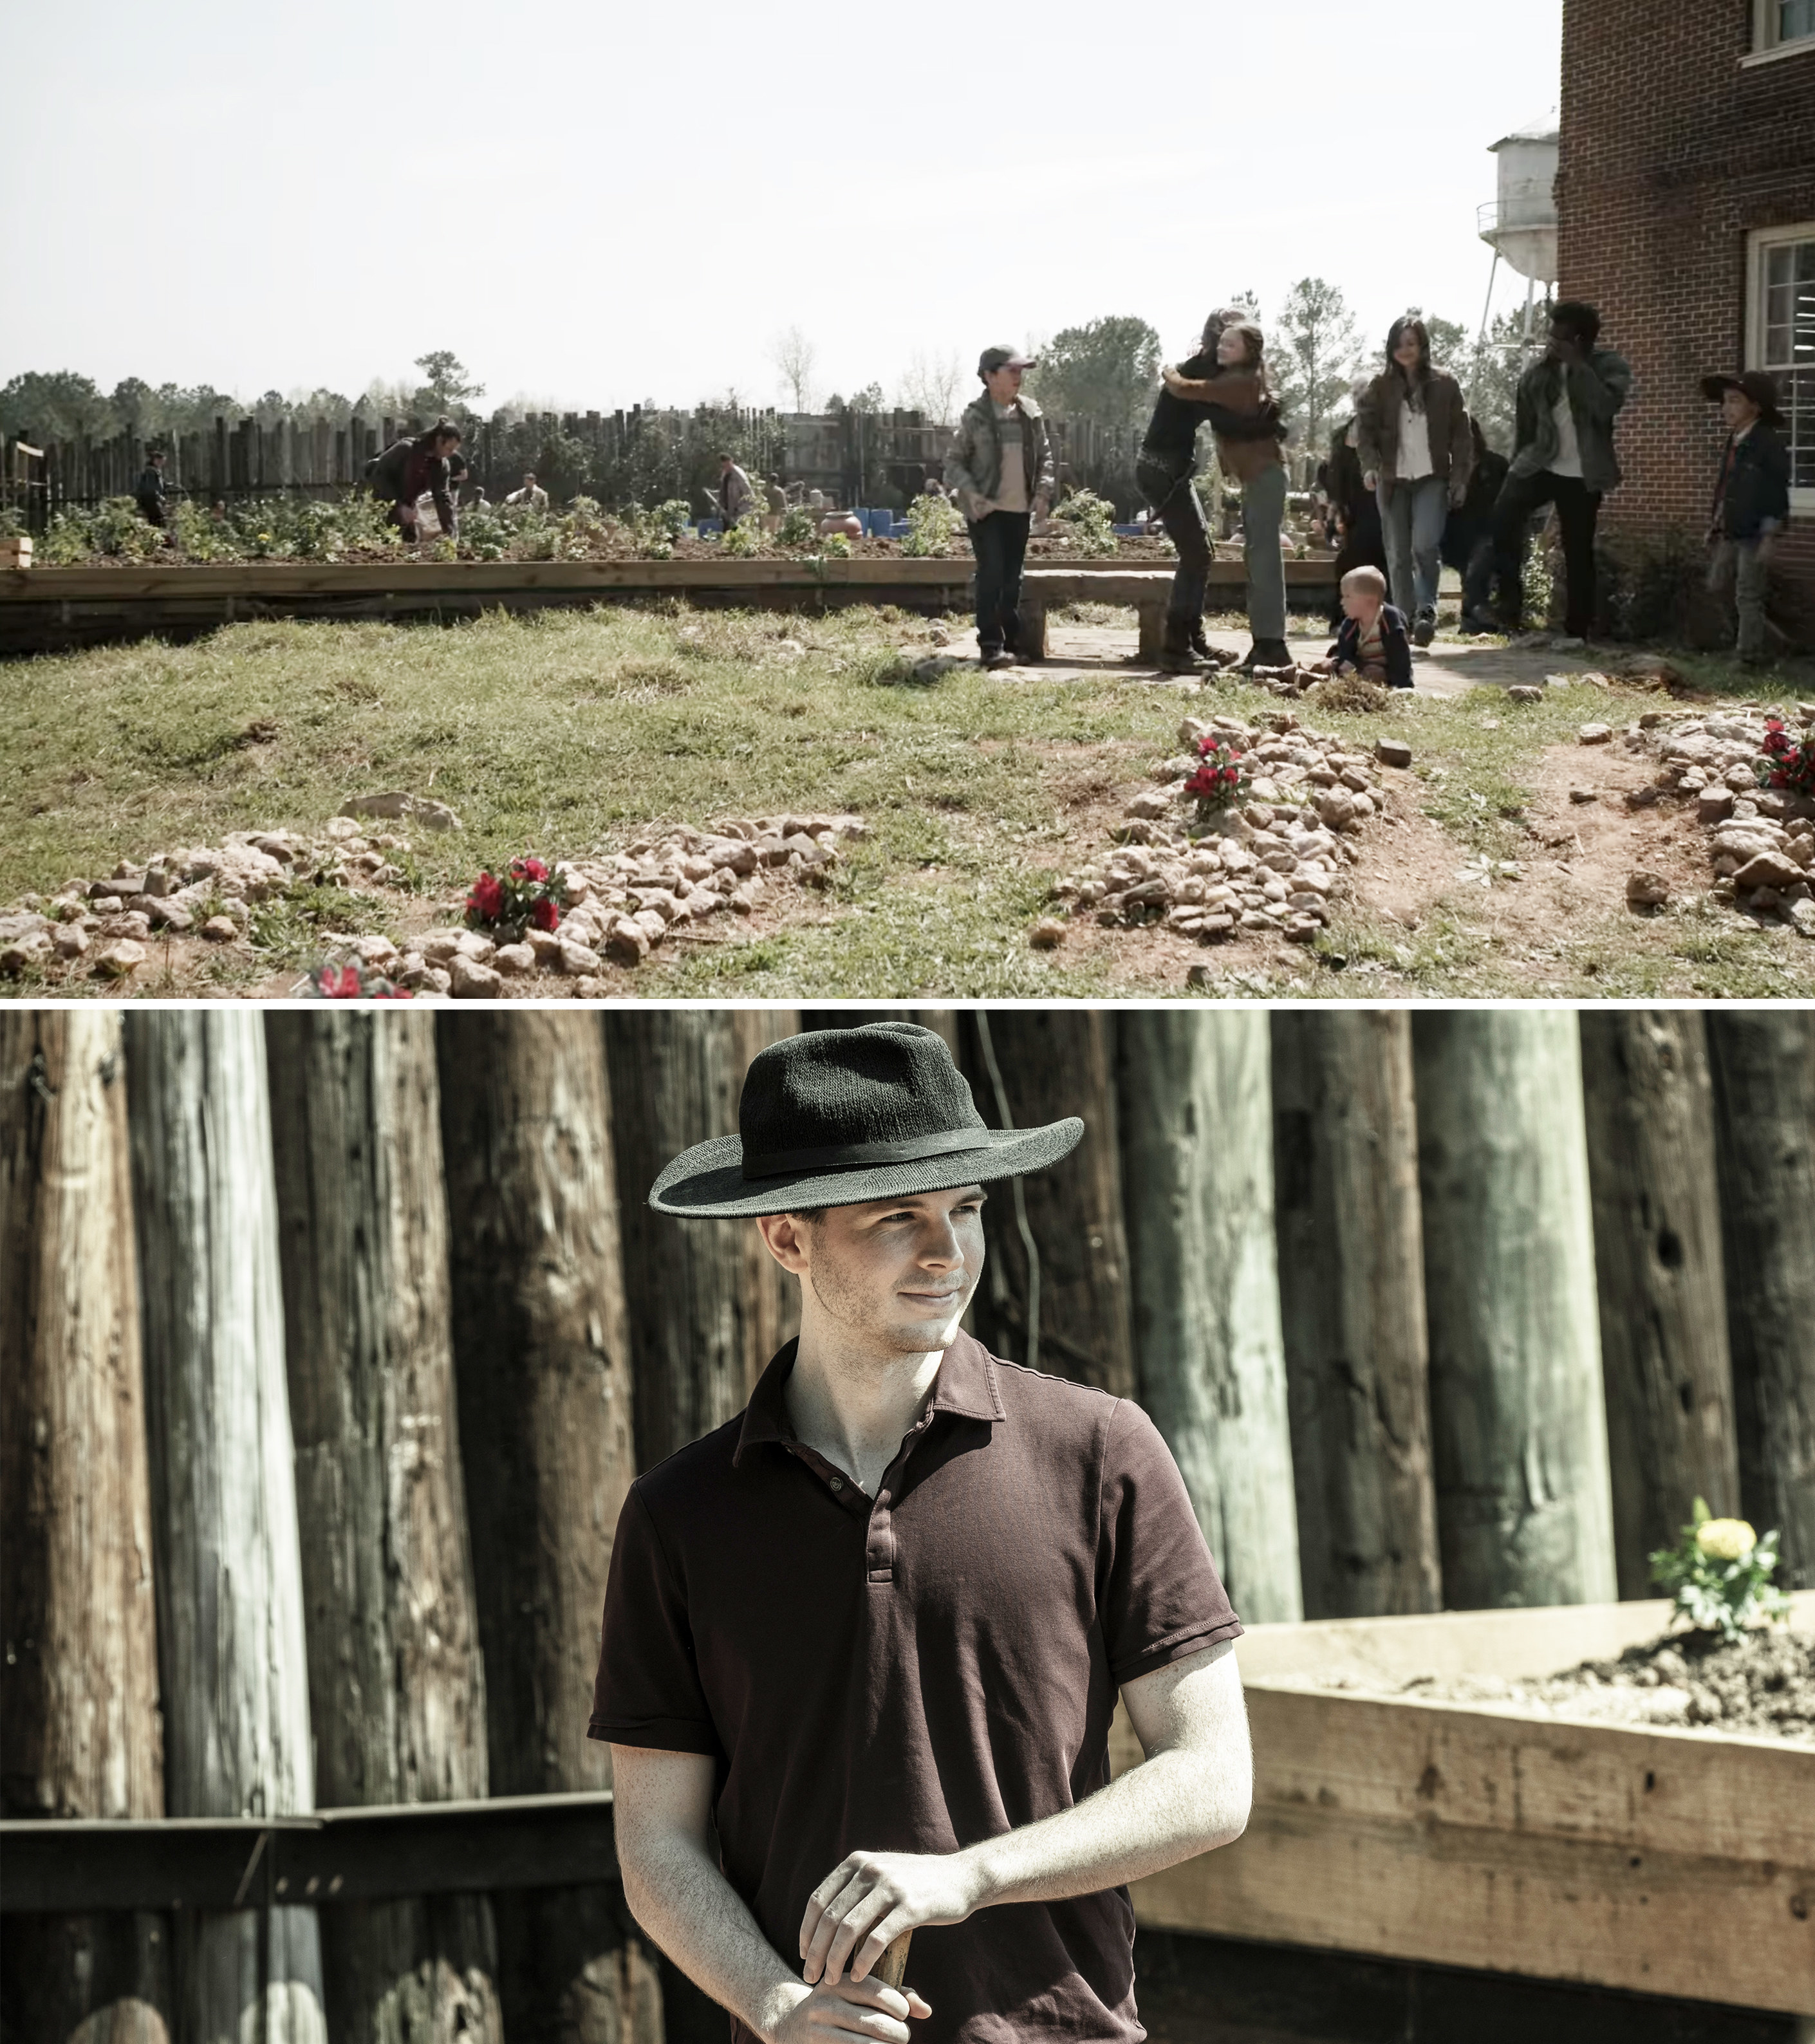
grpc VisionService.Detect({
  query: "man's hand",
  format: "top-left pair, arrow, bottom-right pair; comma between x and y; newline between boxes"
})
768,1976 -> 932,2044
1549,333 -> 1583,367
800,1849 -> 983,1986
1032,492 -> 1050,521
1449,476 -> 1468,509
1362,470 -> 1379,493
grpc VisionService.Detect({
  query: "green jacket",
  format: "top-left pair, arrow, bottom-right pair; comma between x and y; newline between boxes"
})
1510,345 -> 1634,494
945,391 -> 1056,509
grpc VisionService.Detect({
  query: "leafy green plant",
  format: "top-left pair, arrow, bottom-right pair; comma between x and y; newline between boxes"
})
1049,488 -> 1118,558
1523,529 -> 1556,632
776,505 -> 817,548
1650,1498 -> 1791,1642
89,498 -> 164,561
721,517 -> 761,557
818,533 -> 853,559
652,499 -> 691,540
901,492 -> 959,557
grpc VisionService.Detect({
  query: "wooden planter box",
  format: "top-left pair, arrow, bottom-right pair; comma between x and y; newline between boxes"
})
1113,1594 -> 1815,2018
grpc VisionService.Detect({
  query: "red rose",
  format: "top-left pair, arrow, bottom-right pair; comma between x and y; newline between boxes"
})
467,871 -> 505,924
319,964 -> 362,999
531,895 -> 560,932
520,857 -> 550,882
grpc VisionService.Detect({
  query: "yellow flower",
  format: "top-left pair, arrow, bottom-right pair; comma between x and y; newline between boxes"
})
1697,1518 -> 1756,1562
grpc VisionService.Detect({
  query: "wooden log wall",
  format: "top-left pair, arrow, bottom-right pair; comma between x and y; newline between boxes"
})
3,1006 -> 1805,2044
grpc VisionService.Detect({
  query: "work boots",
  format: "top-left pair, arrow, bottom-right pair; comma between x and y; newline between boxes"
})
1240,637 -> 1293,671
1155,613 -> 1199,674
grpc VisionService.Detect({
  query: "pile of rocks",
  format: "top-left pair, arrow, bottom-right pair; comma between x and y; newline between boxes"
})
0,819 -> 411,980
1629,703 -> 1815,934
396,812 -> 867,997
1047,712 -> 1408,946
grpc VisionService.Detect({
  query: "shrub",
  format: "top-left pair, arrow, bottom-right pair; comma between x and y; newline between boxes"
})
1650,1497 -> 1791,1642
721,518 -> 761,557
776,505 -> 817,548
901,492 -> 959,557
1050,488 -> 1118,558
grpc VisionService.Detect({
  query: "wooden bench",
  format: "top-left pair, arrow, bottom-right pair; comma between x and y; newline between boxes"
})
1019,557 -> 1339,661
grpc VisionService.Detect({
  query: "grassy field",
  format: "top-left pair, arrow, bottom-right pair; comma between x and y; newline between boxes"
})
4,600 -> 1810,999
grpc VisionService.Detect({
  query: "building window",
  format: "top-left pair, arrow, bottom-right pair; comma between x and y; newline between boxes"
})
1748,226 -> 1815,511
1751,0 -> 1815,53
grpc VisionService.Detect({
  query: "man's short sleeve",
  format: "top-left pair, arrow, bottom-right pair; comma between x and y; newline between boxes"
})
587,1482 -> 721,1755
1099,1399 -> 1242,1686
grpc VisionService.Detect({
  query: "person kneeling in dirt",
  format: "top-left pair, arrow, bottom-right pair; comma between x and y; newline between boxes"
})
1151,316 -> 1292,674
1311,565 -> 1411,690
946,346 -> 1055,671
369,421 -> 462,543
1700,371 -> 1791,669
504,471 -> 550,513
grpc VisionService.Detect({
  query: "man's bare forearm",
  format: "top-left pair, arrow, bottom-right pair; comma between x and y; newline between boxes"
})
619,1826 -> 807,2040
955,1726 -> 1250,1911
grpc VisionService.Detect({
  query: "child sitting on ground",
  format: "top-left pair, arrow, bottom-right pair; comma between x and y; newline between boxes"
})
1314,564 -> 1413,689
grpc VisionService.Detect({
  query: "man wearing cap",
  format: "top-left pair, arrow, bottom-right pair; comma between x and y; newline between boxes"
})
1702,371 -> 1791,668
945,349 -> 1056,669
596,1023 -> 1251,2044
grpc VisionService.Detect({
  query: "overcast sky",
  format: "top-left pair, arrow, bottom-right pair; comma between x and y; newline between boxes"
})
3,0 -> 1562,412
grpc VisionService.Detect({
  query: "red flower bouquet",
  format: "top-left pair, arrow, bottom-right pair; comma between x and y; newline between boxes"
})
465,856 -> 570,942
1756,718 -> 1815,801
307,957 -> 413,1000
1183,736 -> 1251,819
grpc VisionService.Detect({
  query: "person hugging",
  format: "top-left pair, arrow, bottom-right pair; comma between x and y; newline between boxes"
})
1319,564 -> 1412,689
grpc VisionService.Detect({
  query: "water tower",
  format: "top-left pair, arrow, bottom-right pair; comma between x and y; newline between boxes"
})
1478,111 -> 1559,344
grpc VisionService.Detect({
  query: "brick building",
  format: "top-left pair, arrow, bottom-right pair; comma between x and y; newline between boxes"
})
1556,0 -> 1815,642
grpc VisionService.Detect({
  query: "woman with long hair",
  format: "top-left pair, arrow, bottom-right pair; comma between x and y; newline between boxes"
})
1357,317 -> 1471,646
1159,315 -> 1292,671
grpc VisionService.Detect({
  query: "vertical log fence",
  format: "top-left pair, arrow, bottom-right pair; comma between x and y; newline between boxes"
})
4,1007 -> 1811,2044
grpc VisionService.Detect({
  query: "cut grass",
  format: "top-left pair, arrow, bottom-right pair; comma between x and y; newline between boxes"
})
3,600 -> 1810,999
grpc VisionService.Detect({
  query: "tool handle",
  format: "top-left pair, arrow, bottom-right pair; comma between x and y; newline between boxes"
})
875,1929 -> 913,1991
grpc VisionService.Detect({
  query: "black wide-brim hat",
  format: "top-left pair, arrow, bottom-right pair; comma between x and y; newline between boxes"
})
649,1021 -> 1082,1218
1700,371 -> 1783,427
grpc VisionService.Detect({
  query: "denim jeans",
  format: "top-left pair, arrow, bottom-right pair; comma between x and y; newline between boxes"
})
1137,454 -> 1210,620
1466,469 -> 1601,636
1377,473 -> 1447,617
1708,535 -> 1773,660
967,510 -> 1031,655
1240,461 -> 1289,640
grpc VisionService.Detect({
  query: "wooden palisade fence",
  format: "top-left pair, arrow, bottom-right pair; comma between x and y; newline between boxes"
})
5,1008 -> 1814,2043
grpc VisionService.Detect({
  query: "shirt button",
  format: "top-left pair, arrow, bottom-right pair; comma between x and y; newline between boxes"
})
828,1476 -> 843,1492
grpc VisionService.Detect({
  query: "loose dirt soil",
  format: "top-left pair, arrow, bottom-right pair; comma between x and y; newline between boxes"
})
1293,1624 -> 1815,1744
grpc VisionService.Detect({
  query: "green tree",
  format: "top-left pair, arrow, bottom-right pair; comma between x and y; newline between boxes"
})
1027,315 -> 1160,435
411,350 -> 485,420
0,370 -> 116,441
1270,278 -> 1359,452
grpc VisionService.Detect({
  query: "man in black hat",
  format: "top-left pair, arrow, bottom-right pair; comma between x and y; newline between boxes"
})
596,1023 -> 1251,2044
946,349 -> 1056,669
1702,371 -> 1791,667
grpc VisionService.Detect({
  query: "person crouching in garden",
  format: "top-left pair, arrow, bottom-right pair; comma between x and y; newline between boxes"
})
1314,564 -> 1411,689
599,1021 -> 1252,2044
369,420 -> 462,544
1701,371 -> 1791,669
946,347 -> 1055,669
1158,320 -> 1292,674
1357,317 -> 1473,647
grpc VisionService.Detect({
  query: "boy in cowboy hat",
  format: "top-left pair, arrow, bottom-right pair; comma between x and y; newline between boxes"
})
595,1022 -> 1251,2044
1701,371 -> 1791,667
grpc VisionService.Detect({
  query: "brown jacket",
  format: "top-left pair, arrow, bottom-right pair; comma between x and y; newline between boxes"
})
1356,369 -> 1473,488
1160,366 -> 1285,482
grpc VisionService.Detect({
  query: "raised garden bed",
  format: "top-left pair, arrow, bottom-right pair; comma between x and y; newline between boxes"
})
1111,1595 -> 1815,2018
0,555 -> 1340,657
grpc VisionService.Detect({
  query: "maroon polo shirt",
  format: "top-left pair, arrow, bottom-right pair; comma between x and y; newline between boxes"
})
590,1330 -> 1241,2044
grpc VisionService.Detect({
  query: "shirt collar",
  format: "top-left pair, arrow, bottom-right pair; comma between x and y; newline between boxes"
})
733,1328 -> 1005,1467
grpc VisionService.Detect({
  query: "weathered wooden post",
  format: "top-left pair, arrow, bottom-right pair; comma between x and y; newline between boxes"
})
265,1012 -> 501,2044
0,1013 -> 171,2042
953,1011 -> 1137,1397
436,1016 -> 660,2044
1270,1012 -> 1440,1618
1412,1013 -> 1616,1609
1706,1012 -> 1815,1590
123,1013 -> 326,2043
1117,1014 -> 1303,1622
1578,1011 -> 1740,1597
604,1010 -> 799,1470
